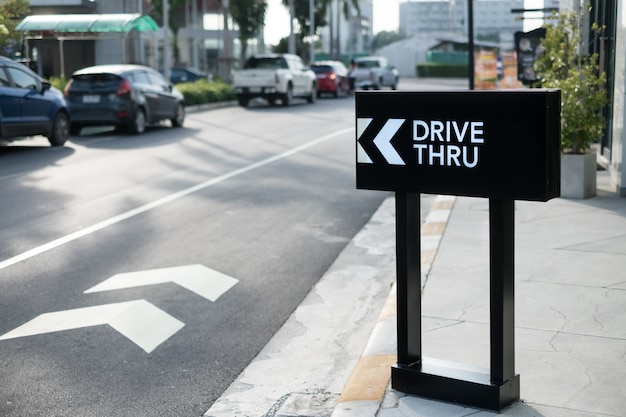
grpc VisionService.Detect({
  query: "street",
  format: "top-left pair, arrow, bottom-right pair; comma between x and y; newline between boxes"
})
0,95 -> 387,416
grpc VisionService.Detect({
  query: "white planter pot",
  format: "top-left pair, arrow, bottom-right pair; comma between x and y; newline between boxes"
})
561,152 -> 597,199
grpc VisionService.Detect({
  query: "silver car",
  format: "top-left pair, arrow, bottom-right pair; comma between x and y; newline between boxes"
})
351,56 -> 399,90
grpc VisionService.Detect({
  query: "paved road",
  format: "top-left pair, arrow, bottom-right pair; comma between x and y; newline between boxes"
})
0,96 -> 386,416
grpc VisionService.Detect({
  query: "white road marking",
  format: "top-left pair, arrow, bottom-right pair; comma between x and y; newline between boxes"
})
0,127 -> 352,271
0,300 -> 185,353
85,264 -> 238,302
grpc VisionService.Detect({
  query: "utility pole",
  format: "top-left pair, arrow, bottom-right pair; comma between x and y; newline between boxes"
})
163,0 -> 170,79
288,0 -> 296,54
309,0 -> 315,62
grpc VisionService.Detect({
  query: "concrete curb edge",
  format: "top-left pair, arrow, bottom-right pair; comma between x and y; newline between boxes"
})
330,194 -> 456,417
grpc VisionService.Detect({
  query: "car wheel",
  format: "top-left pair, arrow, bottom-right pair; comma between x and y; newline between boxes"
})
391,77 -> 399,90
129,107 -> 146,134
171,103 -> 185,127
238,97 -> 249,107
268,98 -> 277,106
282,84 -> 293,107
307,83 -> 316,104
48,112 -> 69,146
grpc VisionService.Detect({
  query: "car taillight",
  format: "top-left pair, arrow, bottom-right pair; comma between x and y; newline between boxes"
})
329,73 -> 336,80
369,71 -> 374,80
275,74 -> 280,84
63,80 -> 72,97
117,79 -> 132,96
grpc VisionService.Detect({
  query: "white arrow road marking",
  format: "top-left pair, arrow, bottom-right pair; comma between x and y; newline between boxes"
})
0,300 -> 184,353
356,118 -> 373,164
373,118 -> 406,165
84,264 -> 238,302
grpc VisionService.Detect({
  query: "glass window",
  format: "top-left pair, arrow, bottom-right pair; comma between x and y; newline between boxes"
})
0,67 -> 10,87
130,71 -> 150,85
6,67 -> 38,89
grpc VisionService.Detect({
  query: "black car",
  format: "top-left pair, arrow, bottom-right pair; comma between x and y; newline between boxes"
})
64,64 -> 185,135
0,56 -> 70,146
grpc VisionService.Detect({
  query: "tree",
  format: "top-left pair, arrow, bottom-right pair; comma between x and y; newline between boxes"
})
280,0 -> 329,60
533,7 -> 607,154
230,0 -> 267,66
325,0 -> 360,58
147,0 -> 188,64
371,30 -> 404,52
279,0 -> 359,60
0,0 -> 30,58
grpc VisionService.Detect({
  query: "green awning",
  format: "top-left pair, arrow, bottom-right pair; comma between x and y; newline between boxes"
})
16,14 -> 159,35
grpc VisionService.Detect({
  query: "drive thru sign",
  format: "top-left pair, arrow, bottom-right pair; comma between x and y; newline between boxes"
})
356,90 -> 560,411
356,90 -> 560,201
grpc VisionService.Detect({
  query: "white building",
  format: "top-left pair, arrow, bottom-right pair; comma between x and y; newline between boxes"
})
399,0 -> 523,46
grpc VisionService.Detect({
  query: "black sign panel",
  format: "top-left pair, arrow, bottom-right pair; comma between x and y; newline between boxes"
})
356,90 -> 560,201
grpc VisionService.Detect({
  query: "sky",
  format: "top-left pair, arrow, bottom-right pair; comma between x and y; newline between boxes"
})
264,0 -> 400,45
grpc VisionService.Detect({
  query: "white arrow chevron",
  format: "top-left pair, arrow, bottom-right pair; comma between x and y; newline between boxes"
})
0,300 -> 184,353
373,119 -> 406,165
84,264 -> 238,302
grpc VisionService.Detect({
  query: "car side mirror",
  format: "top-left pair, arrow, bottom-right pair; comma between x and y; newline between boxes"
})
41,80 -> 52,92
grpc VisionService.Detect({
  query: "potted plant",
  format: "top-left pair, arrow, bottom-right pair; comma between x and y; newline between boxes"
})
533,5 -> 607,198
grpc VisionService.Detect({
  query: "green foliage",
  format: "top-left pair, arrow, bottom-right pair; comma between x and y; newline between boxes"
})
371,31 -> 405,52
50,76 -> 68,92
416,63 -> 468,78
230,0 -> 267,65
533,7 -> 607,154
174,79 -> 235,105
0,0 -> 30,57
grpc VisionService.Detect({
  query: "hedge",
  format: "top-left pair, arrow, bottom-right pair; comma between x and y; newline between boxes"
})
416,63 -> 469,78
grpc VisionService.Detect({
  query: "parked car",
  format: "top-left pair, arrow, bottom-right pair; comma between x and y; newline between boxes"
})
165,66 -> 212,84
352,56 -> 399,90
310,61 -> 349,98
0,56 -> 70,146
232,54 -> 317,107
64,64 -> 185,135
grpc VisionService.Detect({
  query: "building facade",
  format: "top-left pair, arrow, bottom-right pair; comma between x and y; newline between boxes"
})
399,0 -> 523,47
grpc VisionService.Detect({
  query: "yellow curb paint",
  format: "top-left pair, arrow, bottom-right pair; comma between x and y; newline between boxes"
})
431,200 -> 455,211
421,221 -> 446,235
337,354 -> 397,403
378,295 -> 397,323
333,195 -> 456,415
421,250 -> 436,266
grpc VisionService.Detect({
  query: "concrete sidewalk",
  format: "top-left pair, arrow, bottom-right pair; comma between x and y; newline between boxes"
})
336,171 -> 626,417
204,171 -> 625,417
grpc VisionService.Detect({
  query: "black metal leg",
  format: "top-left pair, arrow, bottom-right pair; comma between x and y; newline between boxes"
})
489,199 -> 516,384
395,192 -> 421,366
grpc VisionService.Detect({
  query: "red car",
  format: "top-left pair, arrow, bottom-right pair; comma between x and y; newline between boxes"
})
310,61 -> 349,98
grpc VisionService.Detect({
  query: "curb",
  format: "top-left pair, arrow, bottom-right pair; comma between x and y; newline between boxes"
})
330,194 -> 456,417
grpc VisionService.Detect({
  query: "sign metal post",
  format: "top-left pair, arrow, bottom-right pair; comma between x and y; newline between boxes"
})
356,90 -> 560,411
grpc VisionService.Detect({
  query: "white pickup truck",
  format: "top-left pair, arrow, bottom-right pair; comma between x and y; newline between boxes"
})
232,54 -> 317,107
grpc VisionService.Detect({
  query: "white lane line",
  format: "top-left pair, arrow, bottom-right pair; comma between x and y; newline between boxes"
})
0,127 -> 352,271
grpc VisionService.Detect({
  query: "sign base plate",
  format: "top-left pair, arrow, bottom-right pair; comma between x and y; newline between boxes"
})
392,358 -> 520,411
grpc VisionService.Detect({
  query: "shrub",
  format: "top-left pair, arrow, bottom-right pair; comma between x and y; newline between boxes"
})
176,79 -> 235,105
416,63 -> 468,78
533,7 -> 607,154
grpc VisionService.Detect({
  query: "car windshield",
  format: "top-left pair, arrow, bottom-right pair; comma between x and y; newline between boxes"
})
356,60 -> 381,69
244,57 -> 287,69
71,73 -> 122,90
310,65 -> 333,74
